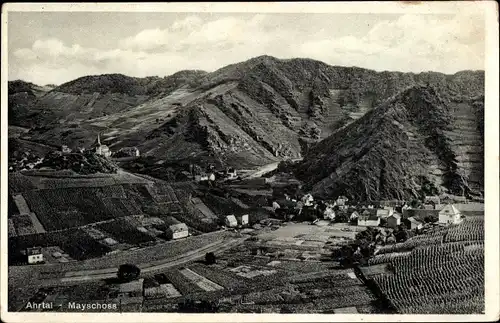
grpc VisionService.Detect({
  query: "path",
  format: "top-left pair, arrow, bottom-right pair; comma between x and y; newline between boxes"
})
39,236 -> 246,285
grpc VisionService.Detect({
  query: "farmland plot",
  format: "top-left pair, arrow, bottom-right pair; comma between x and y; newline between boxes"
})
179,268 -> 224,292
371,238 -> 484,314
188,264 -> 247,290
96,218 -> 156,245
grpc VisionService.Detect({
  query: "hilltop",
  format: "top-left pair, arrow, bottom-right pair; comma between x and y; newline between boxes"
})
9,56 -> 484,171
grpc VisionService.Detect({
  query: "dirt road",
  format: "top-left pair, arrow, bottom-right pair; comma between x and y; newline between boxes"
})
40,236 -> 246,285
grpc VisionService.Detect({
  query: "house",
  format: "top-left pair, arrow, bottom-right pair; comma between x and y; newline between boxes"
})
403,209 -> 440,221
224,215 -> 238,228
165,223 -> 189,240
26,247 -> 44,264
422,204 -> 435,210
61,145 -> 72,154
350,211 -> 360,222
117,147 -> 140,157
323,206 -> 336,220
301,194 -> 314,206
93,134 -> 112,157
225,168 -> 238,180
376,209 -> 391,219
237,214 -> 249,226
438,204 -> 463,225
194,173 -> 209,182
382,206 -> 395,216
272,201 -> 281,212
406,216 -> 424,230
386,212 -> 402,228
208,173 -> 216,181
358,210 -> 380,227
336,196 -> 348,206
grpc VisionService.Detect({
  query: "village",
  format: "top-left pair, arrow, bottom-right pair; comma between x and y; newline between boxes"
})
8,133 -> 485,314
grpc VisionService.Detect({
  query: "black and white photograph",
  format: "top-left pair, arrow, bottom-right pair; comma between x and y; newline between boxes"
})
1,2 -> 499,322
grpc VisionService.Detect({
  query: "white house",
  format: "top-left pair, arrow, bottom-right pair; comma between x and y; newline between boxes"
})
376,209 -> 391,219
438,204 -> 463,225
224,215 -> 238,228
208,173 -> 216,181
302,194 -> 314,207
382,206 -> 395,216
336,196 -> 348,206
225,168 -> 238,180
407,217 -> 424,230
27,247 -> 44,264
350,211 -> 360,222
358,211 -> 380,227
165,223 -> 189,240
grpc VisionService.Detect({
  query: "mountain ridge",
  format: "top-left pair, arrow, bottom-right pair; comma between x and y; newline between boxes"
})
293,84 -> 483,200
8,56 -> 484,178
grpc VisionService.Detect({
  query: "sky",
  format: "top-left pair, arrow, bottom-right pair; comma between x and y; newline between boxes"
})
7,11 -> 485,85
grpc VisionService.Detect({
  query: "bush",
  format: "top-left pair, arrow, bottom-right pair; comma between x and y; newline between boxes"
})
205,252 -> 216,265
117,264 -> 141,282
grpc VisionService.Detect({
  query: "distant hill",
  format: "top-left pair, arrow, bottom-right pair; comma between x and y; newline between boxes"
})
8,80 -> 53,128
293,85 -> 484,200
8,56 -> 484,171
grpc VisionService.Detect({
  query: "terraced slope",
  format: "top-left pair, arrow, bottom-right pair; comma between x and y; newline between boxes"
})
363,217 -> 484,314
294,86 -> 484,200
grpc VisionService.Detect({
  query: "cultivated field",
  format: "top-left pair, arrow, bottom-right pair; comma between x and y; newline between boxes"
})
364,217 -> 484,314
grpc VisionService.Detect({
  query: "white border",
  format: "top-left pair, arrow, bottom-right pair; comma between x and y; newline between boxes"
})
1,2 -> 499,323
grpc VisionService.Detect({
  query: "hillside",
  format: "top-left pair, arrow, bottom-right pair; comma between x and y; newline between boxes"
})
361,217 -> 484,314
9,56 -> 484,169
8,170 -> 223,262
8,80 -> 54,128
293,85 -> 484,200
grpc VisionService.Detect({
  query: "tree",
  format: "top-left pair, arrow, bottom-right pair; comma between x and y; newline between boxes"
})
117,264 -> 141,282
395,225 -> 409,242
205,252 -> 216,265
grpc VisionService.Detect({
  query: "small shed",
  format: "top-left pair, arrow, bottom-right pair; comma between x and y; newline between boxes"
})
224,215 -> 238,228
165,223 -> 189,240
